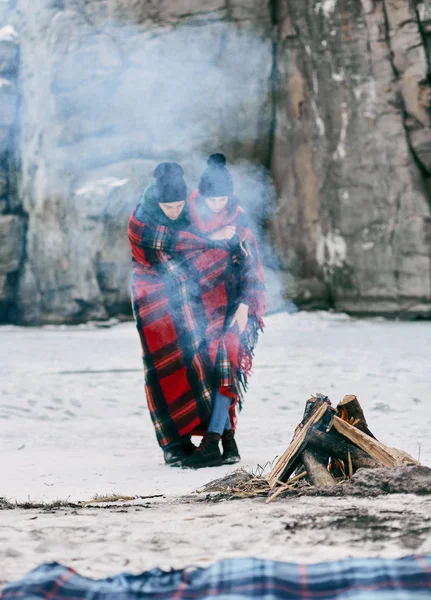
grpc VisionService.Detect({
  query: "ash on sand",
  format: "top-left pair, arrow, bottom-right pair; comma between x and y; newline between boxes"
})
197,465 -> 431,502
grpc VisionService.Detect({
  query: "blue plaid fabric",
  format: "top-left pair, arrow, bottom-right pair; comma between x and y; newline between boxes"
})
2,556 -> 431,599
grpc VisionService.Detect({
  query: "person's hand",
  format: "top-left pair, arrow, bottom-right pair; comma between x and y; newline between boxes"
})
230,302 -> 249,334
209,225 -> 236,241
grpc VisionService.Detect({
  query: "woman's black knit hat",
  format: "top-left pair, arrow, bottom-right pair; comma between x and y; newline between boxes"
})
153,162 -> 187,203
198,153 -> 234,198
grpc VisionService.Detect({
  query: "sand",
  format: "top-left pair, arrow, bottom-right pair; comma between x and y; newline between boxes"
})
1,312 -> 431,585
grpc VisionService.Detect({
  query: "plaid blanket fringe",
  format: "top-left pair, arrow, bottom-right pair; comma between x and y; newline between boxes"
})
3,556 -> 431,599
234,316 -> 264,411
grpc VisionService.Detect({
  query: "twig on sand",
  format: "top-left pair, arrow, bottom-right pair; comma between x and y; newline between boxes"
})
266,472 -> 307,504
83,494 -> 165,505
0,497 -> 81,511
196,468 -> 309,502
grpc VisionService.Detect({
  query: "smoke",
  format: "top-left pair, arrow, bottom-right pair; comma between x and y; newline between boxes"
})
8,3 -> 295,321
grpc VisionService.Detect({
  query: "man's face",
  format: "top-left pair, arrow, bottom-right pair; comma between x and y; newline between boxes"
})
159,201 -> 186,220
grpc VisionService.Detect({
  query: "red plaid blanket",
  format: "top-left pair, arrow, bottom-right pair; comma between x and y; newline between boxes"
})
189,191 -> 266,422
129,204 -> 217,448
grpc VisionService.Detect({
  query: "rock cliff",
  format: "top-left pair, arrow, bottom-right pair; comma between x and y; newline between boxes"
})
271,0 -> 431,316
0,0 -> 430,323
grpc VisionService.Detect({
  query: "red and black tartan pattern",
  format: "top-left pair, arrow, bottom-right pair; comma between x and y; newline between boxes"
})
129,208 -> 215,449
189,201 -> 266,419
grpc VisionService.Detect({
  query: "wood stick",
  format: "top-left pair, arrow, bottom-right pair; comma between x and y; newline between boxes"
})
294,395 -> 331,437
275,471 -> 306,488
265,472 -> 307,504
287,470 -> 308,485
302,394 -> 330,421
339,460 -> 347,477
84,495 -> 135,504
332,415 -> 419,467
388,447 -> 418,464
265,484 -> 291,504
347,451 -> 353,478
337,395 -> 376,438
308,429 -> 380,471
266,403 -> 330,487
302,450 -> 336,487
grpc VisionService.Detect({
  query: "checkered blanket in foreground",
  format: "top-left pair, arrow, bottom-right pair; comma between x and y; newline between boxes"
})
2,556 -> 431,599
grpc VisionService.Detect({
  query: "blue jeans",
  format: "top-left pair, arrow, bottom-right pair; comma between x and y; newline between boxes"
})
208,389 -> 232,436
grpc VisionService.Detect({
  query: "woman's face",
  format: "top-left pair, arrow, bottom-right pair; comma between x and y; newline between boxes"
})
159,201 -> 185,220
205,196 -> 228,213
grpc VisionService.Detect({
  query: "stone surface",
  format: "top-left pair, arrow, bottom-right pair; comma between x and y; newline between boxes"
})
0,274 -> 9,299
0,125 -> 10,156
0,25 -> 19,75
0,77 -> 16,128
410,127 -> 431,173
345,465 -> 431,496
270,0 -> 431,317
0,165 -> 7,197
0,0 -> 430,323
13,0 -> 273,323
0,214 -> 24,274
0,273 -> 13,321
81,0 -> 227,24
0,7 -> 20,324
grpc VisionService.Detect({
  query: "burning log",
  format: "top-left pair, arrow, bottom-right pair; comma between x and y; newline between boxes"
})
308,429 -> 379,470
267,394 -> 419,490
336,395 -> 376,438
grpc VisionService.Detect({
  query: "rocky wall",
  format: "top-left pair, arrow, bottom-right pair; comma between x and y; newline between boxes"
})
270,0 -> 431,316
0,5 -> 22,323
12,0 -> 273,323
0,0 -> 430,323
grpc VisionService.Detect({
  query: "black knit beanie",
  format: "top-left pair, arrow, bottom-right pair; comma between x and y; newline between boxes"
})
198,153 -> 234,198
153,162 -> 187,203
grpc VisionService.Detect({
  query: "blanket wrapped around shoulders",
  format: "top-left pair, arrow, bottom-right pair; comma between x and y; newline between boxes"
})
188,190 -> 266,423
128,190 -> 219,449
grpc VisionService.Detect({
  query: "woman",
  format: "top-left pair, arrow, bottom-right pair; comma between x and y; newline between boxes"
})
128,162 -> 234,467
182,153 -> 266,469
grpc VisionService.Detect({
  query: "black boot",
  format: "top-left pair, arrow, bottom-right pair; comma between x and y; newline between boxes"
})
163,444 -> 187,467
181,436 -> 196,456
222,430 -> 241,464
182,433 -> 223,469
163,436 -> 196,467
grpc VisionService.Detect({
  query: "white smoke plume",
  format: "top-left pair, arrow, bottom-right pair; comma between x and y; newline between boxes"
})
6,2 -> 296,322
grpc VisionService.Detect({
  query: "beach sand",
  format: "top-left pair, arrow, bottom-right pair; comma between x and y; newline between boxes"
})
1,312 -> 430,584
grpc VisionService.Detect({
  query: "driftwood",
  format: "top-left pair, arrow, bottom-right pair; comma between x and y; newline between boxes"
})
267,402 -> 331,488
302,450 -> 335,487
331,416 -> 418,467
267,393 -> 419,491
336,395 -> 376,438
293,394 -> 331,437
390,448 -> 419,464
308,429 -> 379,470
302,394 -> 330,422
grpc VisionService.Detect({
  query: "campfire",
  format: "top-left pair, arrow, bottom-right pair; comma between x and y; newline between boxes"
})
266,394 -> 419,496
199,394 -> 422,503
